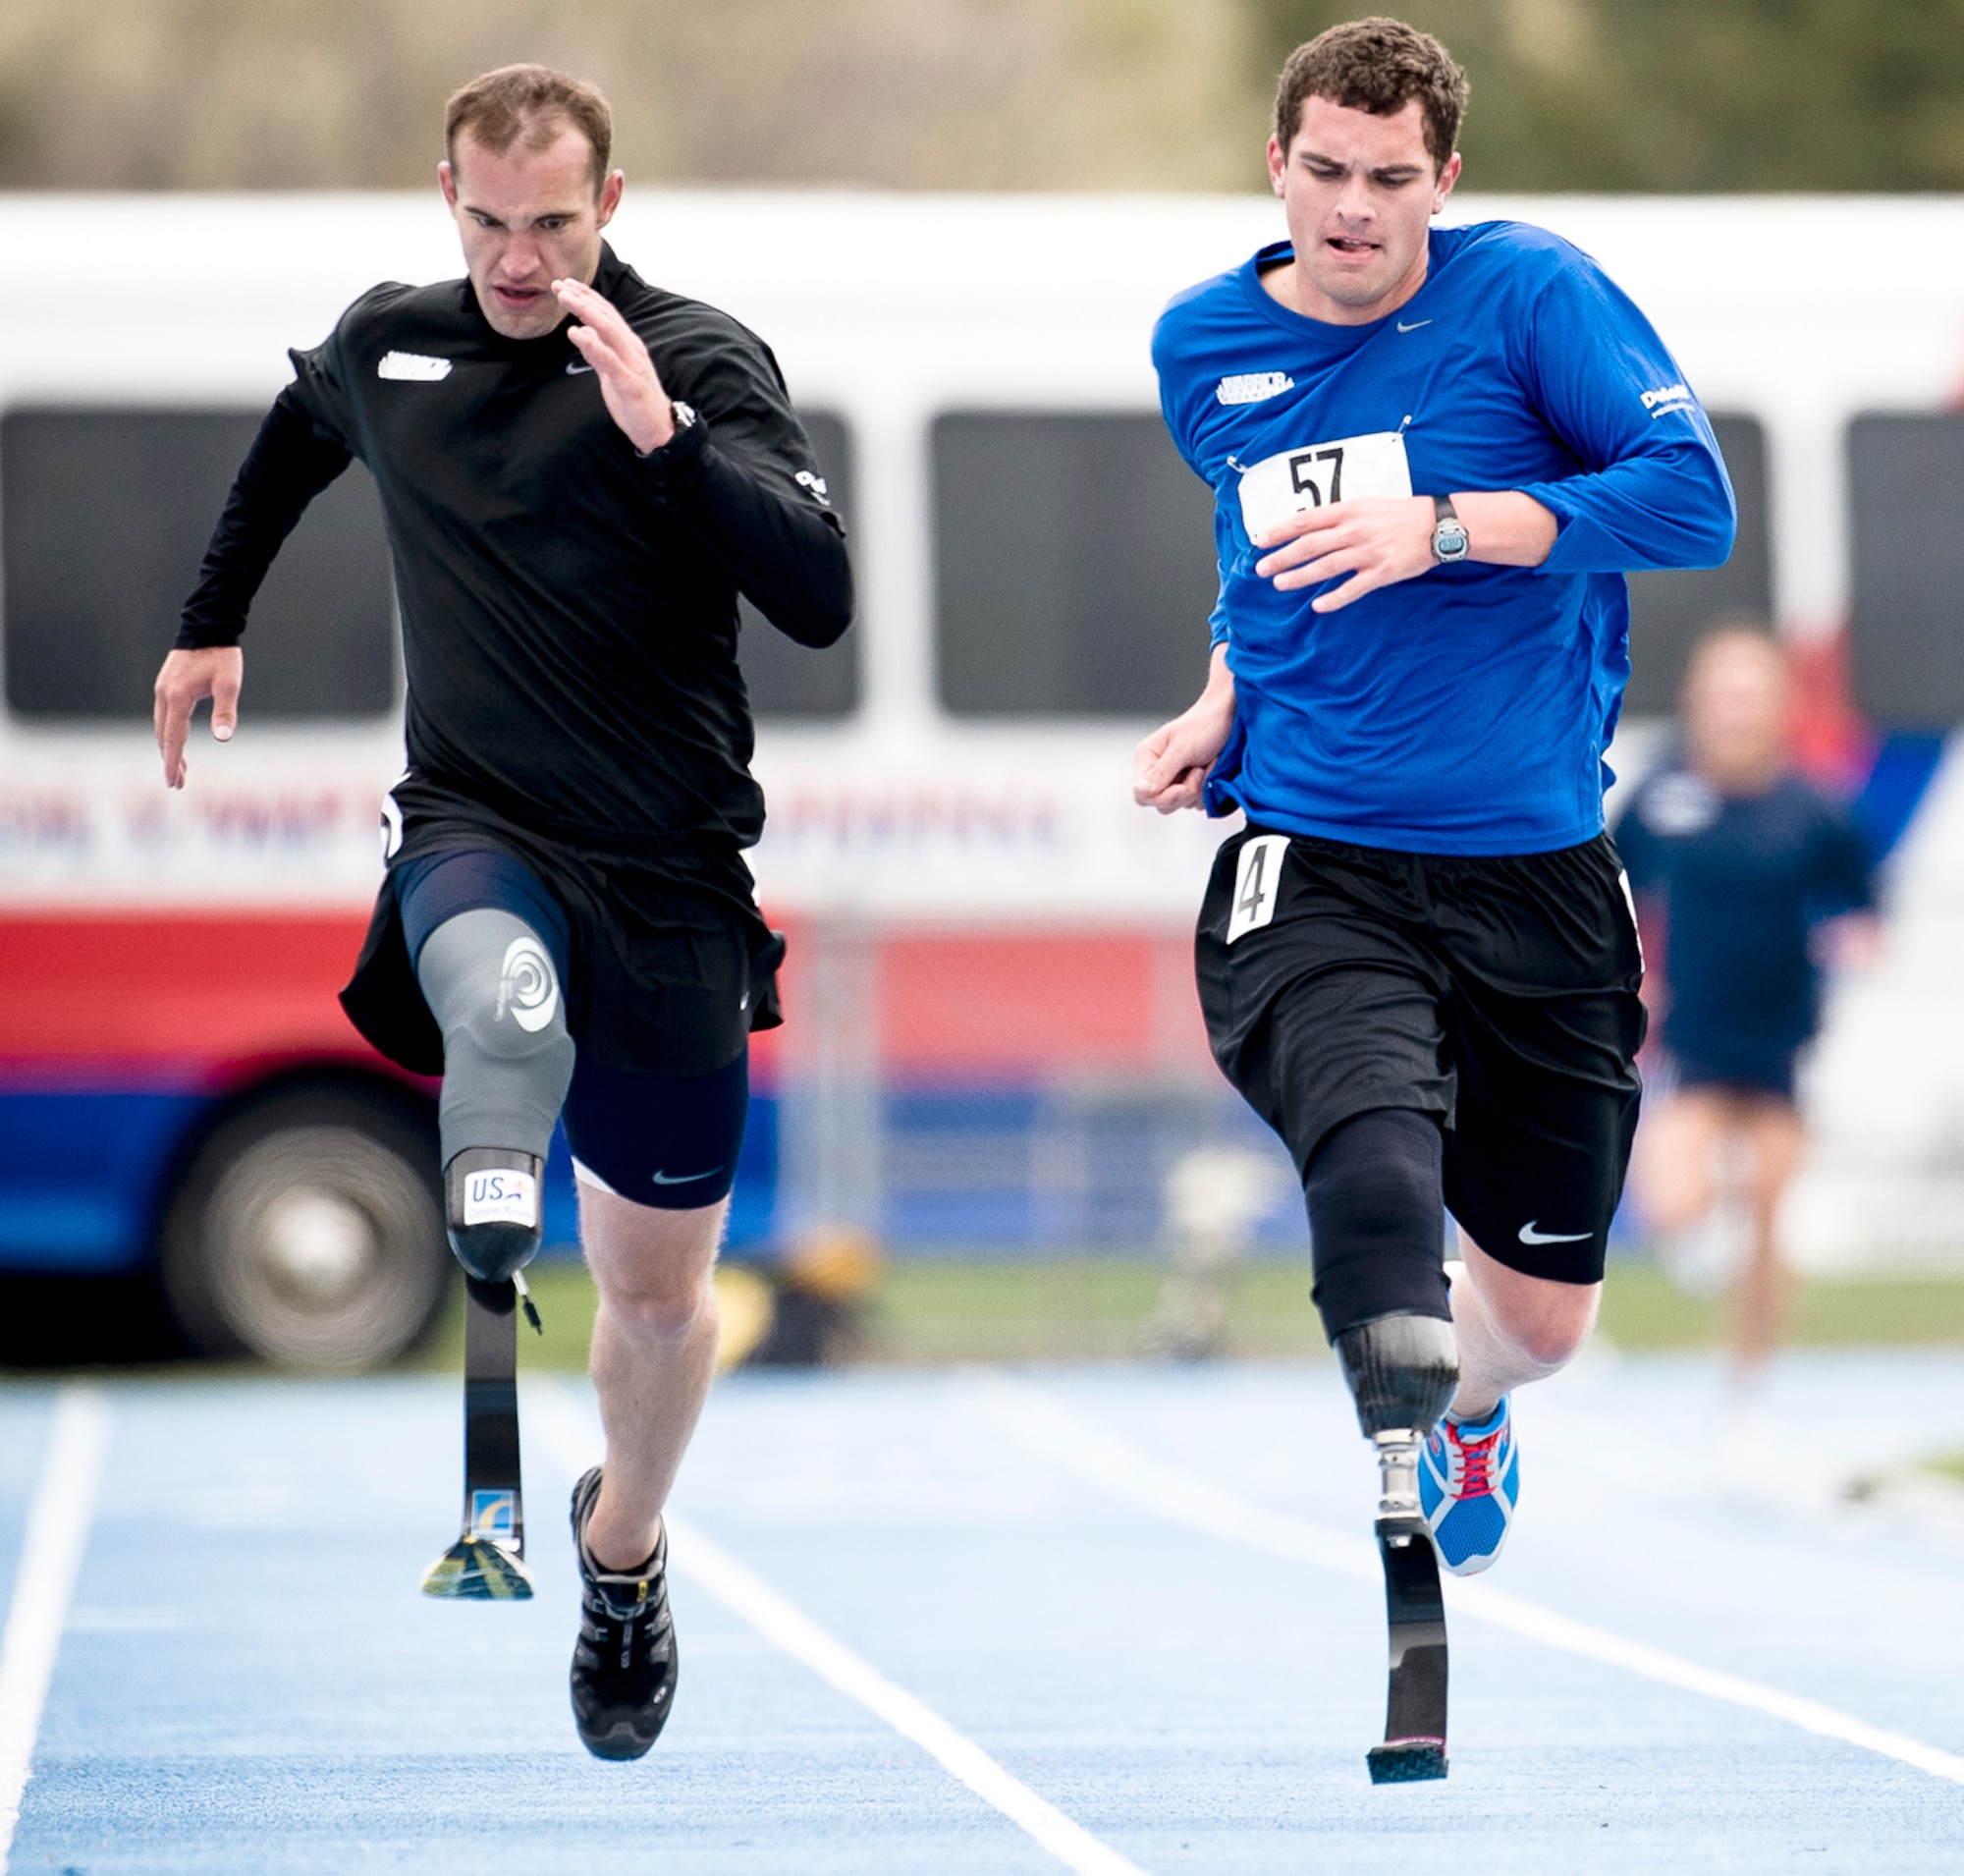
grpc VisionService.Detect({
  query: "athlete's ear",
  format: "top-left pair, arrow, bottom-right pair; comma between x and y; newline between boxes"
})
1432,150 -> 1462,215
595,169 -> 625,229
1266,134 -> 1287,197
438,160 -> 458,210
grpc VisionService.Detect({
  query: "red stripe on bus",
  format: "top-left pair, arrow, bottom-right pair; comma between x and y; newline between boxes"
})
1,912 -> 372,1059
0,912 -> 1206,1078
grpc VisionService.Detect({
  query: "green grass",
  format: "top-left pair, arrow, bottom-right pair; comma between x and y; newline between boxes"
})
419,1264 -> 602,1372
1597,1264 -> 1964,1351
413,1255 -> 1964,1371
1922,1450 -> 1964,1487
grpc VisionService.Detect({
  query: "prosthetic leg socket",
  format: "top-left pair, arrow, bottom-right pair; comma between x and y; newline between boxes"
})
446,1147 -> 545,1284
1335,1311 -> 1459,1442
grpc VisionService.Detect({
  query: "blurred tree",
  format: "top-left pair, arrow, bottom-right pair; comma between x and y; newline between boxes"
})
0,0 -> 1265,190
1248,0 -> 1964,191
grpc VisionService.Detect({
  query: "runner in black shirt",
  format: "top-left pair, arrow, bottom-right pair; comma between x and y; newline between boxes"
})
152,64 -> 851,1759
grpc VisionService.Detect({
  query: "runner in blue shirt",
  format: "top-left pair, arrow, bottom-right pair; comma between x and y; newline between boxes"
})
1134,18 -> 1734,1584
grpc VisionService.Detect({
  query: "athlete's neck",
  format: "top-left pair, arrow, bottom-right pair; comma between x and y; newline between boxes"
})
1260,245 -> 1430,327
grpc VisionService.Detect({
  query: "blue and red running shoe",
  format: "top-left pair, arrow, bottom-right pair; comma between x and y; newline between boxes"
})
1418,1398 -> 1518,1575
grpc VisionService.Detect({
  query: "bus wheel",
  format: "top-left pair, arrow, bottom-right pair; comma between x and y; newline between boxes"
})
160,1082 -> 449,1370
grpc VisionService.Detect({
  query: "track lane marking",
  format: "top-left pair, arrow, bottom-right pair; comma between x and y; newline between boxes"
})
0,1389 -> 112,1872
531,1382 -> 1150,1876
974,1376 -> 1964,1788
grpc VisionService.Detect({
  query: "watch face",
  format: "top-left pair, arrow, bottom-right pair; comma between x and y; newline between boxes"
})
1435,520 -> 1470,561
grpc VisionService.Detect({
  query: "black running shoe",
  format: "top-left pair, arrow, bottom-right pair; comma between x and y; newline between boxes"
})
569,1465 -> 678,1761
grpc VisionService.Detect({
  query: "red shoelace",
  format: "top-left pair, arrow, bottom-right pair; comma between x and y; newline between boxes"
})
1450,1423 -> 1500,1496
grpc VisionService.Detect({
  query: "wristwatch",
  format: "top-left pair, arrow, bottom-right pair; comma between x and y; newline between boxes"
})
1430,494 -> 1471,564
638,399 -> 700,463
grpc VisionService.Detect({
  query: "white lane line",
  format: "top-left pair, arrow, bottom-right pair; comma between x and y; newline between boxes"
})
529,1382 -> 1150,1876
974,1376 -> 1964,1789
0,1389 -> 113,1871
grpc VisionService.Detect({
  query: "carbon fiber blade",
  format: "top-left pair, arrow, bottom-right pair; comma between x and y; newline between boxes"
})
421,1276 -> 528,1596
1367,1516 -> 1447,1783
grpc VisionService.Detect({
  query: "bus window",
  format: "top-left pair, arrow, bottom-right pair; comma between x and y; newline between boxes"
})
739,410 -> 858,721
1,407 -> 395,721
931,411 -> 1218,718
1622,412 -> 1773,715
1848,412 -> 1964,730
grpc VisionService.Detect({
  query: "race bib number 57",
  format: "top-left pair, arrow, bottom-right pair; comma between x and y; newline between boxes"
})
1235,429 -> 1413,541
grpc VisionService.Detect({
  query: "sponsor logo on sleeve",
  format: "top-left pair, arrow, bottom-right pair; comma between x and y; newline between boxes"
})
377,351 -> 453,382
1640,381 -> 1695,416
496,938 -> 560,1032
1215,371 -> 1295,407
794,469 -> 832,506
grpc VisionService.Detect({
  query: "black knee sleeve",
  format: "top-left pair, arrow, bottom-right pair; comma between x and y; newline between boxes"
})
1305,1108 -> 1451,1343
417,909 -> 577,1282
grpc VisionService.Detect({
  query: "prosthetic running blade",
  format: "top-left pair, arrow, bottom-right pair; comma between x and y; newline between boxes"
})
1366,1431 -> 1448,1784
422,1276 -> 535,1601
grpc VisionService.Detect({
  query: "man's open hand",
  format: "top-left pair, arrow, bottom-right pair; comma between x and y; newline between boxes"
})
154,646 -> 243,789
1254,495 -> 1437,612
553,277 -> 676,455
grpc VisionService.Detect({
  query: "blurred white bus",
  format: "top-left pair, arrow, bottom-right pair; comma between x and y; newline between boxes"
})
4,190 -> 1963,1363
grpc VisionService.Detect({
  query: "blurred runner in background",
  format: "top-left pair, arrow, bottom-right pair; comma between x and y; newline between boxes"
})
1620,624 -> 1879,1402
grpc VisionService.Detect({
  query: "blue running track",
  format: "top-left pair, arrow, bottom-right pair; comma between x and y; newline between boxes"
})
3,1349 -> 1963,1873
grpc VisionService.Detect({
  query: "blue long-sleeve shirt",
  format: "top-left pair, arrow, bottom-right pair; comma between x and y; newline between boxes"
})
1154,221 -> 1736,856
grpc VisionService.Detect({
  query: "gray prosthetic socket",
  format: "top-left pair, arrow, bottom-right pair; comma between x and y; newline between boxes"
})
415,908 -> 576,1170
1334,1312 -> 1460,1441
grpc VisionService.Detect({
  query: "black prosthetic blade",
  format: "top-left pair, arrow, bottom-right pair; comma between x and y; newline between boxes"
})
1366,1518 -> 1447,1784
420,1277 -> 533,1600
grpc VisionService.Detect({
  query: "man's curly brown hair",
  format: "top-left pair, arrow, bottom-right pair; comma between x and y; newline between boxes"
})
1273,17 -> 1469,171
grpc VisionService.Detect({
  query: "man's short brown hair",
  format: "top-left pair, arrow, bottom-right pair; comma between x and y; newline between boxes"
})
1273,17 -> 1468,171
445,65 -> 614,192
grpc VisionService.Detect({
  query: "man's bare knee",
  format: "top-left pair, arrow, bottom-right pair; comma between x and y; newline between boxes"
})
596,1267 -> 716,1345
1497,1291 -> 1597,1370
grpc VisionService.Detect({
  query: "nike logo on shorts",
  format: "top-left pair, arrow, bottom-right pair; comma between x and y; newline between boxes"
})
1518,1221 -> 1592,1244
649,1169 -> 716,1186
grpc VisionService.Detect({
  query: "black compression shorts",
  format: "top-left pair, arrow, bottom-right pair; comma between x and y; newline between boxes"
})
1195,825 -> 1646,1285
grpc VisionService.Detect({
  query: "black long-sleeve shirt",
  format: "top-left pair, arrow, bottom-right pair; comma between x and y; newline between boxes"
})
179,243 -> 852,849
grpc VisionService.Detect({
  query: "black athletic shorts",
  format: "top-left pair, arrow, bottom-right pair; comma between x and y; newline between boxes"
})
340,770 -> 785,1081
1196,824 -> 1646,1285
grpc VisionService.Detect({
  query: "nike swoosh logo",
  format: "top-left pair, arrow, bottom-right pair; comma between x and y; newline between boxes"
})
566,360 -> 594,375
649,1169 -> 716,1186
1518,1221 -> 1592,1244
1396,319 -> 1432,333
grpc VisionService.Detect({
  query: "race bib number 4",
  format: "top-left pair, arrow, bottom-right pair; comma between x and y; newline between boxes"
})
1227,835 -> 1290,945
1235,429 -> 1413,541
